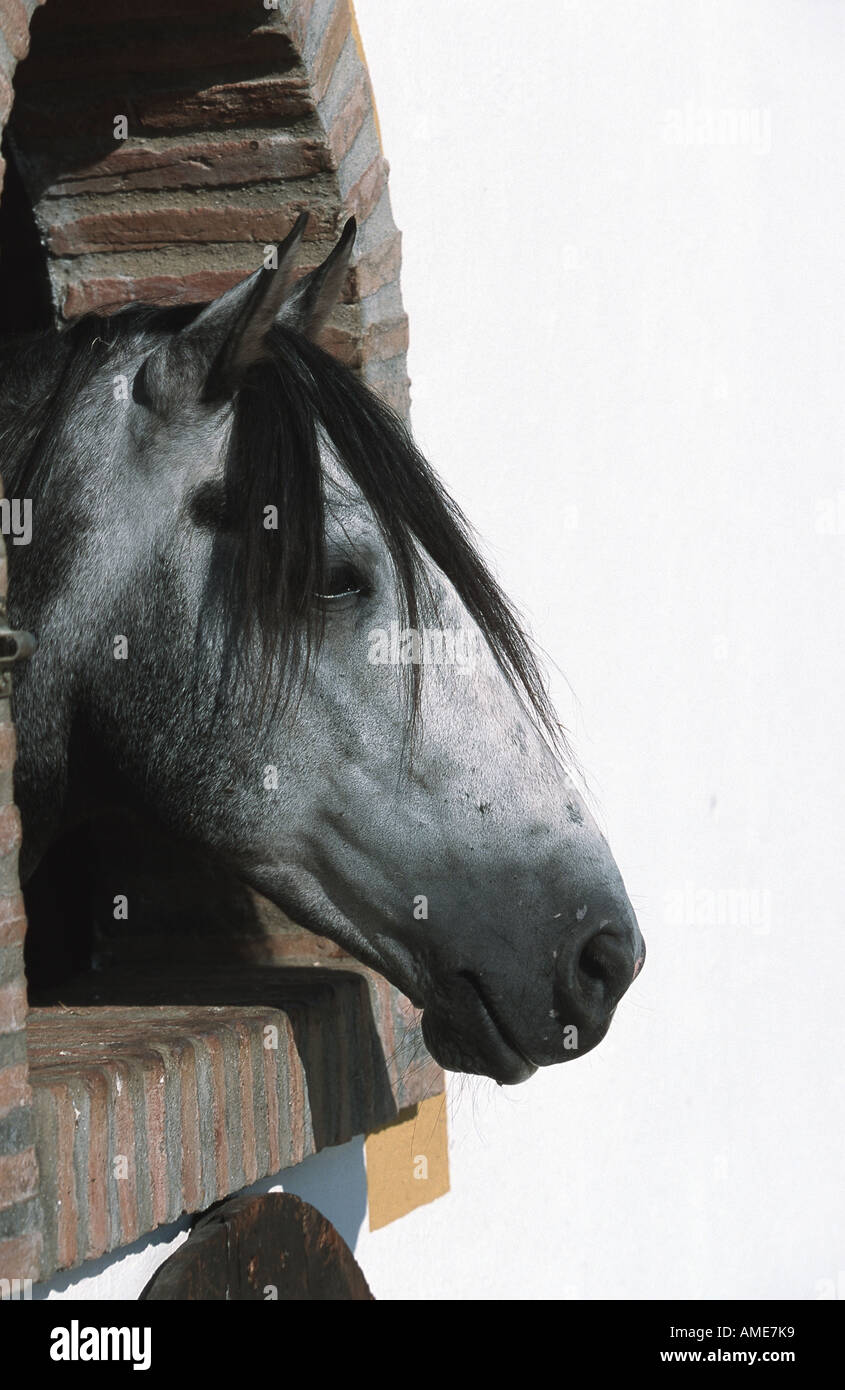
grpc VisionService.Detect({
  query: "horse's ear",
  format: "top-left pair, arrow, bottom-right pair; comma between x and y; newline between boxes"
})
278,216 -> 356,338
136,214 -> 356,414
138,212 -> 308,411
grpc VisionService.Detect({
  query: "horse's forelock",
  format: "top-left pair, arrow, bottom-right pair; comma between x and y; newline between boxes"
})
211,324 -> 563,750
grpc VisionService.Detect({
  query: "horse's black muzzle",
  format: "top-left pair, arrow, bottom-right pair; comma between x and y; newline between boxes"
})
420,889 -> 645,1084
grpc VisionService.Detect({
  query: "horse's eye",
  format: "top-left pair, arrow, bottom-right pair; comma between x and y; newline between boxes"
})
316,563 -> 367,602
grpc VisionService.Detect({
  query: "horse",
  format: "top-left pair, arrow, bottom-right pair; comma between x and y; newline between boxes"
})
0,212 -> 644,1085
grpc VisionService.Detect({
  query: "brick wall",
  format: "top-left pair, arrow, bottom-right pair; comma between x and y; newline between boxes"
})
0,0 -> 438,1284
27,966 -> 440,1277
0,493 -> 42,1283
2,0 -> 410,415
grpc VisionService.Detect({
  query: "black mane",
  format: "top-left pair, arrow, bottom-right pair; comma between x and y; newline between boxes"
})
0,305 -> 561,744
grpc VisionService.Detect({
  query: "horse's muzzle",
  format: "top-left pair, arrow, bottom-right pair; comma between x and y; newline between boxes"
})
420,896 -> 645,1084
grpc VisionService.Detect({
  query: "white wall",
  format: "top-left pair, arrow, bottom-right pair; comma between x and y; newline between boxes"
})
348,0 -> 845,1299
38,0 -> 844,1301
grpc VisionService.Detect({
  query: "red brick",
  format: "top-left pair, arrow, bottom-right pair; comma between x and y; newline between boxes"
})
0,69 -> 12,124
262,1029 -> 281,1174
203,1033 -> 230,1200
14,76 -> 315,140
141,1052 -> 168,1230
141,76 -> 316,131
250,931 -> 349,963
0,1147 -> 39,1208
345,153 -> 389,225
326,66 -> 368,167
111,1061 -> 138,1246
84,1068 -> 109,1258
0,805 -> 21,858
0,0 -> 30,60
48,203 -> 337,257
370,372 -> 409,417
317,323 -> 363,369
288,0 -> 316,53
0,1063 -> 30,1119
0,720 -> 16,769
353,231 -> 401,301
62,270 -> 248,319
0,979 -> 27,1035
177,1042 -> 201,1215
48,1083 -> 79,1271
286,1025 -> 307,1166
233,1021 -> 258,1188
46,134 -> 331,199
0,894 -> 25,948
0,1231 -> 42,1281
364,314 -> 409,364
312,1 -> 351,104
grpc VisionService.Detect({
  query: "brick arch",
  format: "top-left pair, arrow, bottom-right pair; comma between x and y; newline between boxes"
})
0,0 -> 410,415
0,0 -> 441,1288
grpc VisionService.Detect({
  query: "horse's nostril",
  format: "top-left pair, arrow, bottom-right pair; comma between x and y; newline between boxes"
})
572,929 -> 632,1009
579,935 -> 611,983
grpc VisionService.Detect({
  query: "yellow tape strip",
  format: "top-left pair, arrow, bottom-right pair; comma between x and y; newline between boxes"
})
365,1094 -> 450,1231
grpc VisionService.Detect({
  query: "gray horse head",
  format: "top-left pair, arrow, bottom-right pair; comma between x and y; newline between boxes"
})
6,213 -> 644,1084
